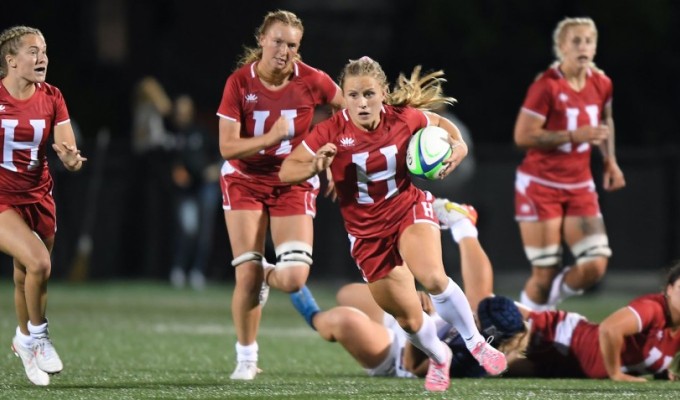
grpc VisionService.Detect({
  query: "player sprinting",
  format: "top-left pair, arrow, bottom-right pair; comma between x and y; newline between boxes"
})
289,200 -> 511,381
280,56 -> 506,392
0,25 -> 86,386
513,17 -> 625,311
215,10 -> 345,380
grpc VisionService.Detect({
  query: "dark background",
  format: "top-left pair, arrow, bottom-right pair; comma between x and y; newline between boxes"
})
1,0 -> 679,284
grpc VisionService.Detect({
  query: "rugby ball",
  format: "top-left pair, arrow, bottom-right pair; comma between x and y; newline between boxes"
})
406,126 -> 452,180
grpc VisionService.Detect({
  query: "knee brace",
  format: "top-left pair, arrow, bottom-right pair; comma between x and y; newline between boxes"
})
231,251 -> 264,268
275,241 -> 313,270
524,245 -> 562,267
570,234 -> 612,265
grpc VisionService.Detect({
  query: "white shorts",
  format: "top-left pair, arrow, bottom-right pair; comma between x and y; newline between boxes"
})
364,313 -> 416,378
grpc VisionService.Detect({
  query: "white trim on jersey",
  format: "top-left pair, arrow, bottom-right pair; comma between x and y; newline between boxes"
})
626,305 -> 644,333
216,112 -> 237,122
301,140 -> 315,156
520,107 -> 546,120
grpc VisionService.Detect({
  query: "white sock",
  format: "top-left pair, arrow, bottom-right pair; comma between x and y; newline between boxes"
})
430,312 -> 449,336
405,311 -> 448,364
520,290 -> 552,311
450,219 -> 478,243
235,341 -> 258,362
27,321 -> 48,339
15,326 -> 33,347
430,278 -> 485,351
561,281 -> 584,297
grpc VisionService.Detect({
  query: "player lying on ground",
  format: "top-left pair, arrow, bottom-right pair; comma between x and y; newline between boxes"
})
482,261 -> 680,381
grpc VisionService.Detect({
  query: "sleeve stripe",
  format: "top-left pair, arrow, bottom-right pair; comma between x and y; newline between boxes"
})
626,305 -> 643,332
216,113 -> 237,122
520,107 -> 546,120
301,140 -> 315,156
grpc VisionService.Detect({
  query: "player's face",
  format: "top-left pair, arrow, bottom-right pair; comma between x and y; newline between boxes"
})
258,22 -> 302,73
343,75 -> 385,131
559,25 -> 597,68
667,279 -> 680,317
9,34 -> 48,83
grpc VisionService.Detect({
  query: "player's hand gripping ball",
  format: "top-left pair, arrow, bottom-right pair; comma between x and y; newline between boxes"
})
406,126 -> 452,180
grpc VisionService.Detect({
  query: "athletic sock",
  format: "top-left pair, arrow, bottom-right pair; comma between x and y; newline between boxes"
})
430,278 -> 485,351
405,311 -> 448,364
28,321 -> 48,339
15,326 -> 33,347
520,290 -> 552,311
235,341 -> 258,363
450,219 -> 478,243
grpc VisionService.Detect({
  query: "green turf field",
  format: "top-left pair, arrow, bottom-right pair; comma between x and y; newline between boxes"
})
0,280 -> 677,399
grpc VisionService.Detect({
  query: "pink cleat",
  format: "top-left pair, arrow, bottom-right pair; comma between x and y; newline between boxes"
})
471,340 -> 507,376
424,344 -> 452,392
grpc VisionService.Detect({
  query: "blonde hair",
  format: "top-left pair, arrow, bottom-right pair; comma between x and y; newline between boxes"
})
339,56 -> 456,110
0,25 -> 44,78
496,321 -> 531,364
552,17 -> 599,64
237,10 -> 304,67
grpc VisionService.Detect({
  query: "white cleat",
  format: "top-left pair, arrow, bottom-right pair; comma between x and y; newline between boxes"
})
230,360 -> 261,380
432,199 -> 478,229
33,335 -> 63,374
12,337 -> 50,386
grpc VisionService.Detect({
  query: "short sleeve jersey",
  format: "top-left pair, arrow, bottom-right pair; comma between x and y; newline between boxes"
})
216,61 -> 338,185
0,82 -> 69,204
616,294 -> 680,377
302,105 -> 428,238
527,294 -> 680,378
517,66 -> 613,184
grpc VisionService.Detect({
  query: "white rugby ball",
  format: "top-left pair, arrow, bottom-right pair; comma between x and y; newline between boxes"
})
406,126 -> 452,180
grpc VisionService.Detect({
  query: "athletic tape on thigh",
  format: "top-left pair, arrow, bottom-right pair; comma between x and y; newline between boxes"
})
570,234 -> 611,264
524,245 -> 562,267
275,241 -> 313,269
231,251 -> 264,267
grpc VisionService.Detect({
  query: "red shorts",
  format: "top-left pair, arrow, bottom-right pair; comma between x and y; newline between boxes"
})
348,192 -> 439,283
220,167 -> 319,218
0,194 -> 57,239
514,172 -> 600,221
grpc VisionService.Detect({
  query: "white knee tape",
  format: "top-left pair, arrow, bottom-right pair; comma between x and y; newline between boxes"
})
524,245 -> 562,267
571,234 -> 611,265
275,241 -> 313,269
231,251 -> 264,267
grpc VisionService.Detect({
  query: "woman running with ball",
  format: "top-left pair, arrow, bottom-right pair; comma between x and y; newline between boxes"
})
280,56 -> 506,393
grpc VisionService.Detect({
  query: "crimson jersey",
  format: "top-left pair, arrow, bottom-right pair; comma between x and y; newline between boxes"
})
302,105 -> 429,238
517,66 -> 613,184
0,82 -> 69,204
216,61 -> 338,185
527,293 -> 680,378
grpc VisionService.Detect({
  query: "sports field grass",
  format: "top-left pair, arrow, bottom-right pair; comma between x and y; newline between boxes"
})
0,280 -> 677,399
